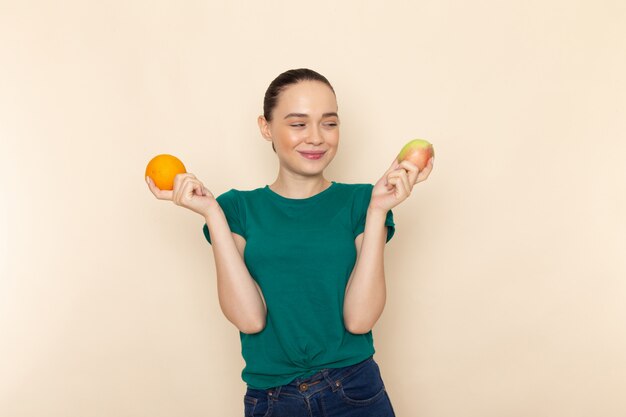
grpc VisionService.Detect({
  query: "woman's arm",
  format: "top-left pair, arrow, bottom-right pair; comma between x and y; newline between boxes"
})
343,155 -> 434,334
146,173 -> 266,334
204,200 -> 267,334
343,207 -> 388,334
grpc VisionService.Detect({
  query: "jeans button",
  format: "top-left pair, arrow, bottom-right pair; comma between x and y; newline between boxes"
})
299,383 -> 308,391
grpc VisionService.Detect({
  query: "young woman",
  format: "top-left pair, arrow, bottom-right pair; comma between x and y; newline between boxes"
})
146,68 -> 434,417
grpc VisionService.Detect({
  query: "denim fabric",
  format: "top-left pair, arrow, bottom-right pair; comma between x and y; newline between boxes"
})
243,356 -> 396,417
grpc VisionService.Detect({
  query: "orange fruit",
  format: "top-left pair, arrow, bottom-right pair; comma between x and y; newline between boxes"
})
145,154 -> 187,190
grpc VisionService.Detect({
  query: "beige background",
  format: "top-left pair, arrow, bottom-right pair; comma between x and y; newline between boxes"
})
1,1 -> 625,416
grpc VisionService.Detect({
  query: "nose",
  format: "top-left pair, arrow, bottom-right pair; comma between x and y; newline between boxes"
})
305,125 -> 324,145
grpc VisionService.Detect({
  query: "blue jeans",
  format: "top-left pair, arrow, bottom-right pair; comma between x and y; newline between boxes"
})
243,356 -> 396,417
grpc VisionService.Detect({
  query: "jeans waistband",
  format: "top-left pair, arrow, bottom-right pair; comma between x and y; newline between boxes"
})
252,355 -> 375,399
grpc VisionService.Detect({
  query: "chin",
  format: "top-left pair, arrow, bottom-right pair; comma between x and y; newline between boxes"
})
300,168 -> 327,177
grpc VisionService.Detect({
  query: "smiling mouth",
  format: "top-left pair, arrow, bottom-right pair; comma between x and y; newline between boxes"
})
298,151 -> 326,159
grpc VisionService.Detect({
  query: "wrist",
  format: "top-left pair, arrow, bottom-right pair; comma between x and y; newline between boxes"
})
367,205 -> 388,219
203,198 -> 221,221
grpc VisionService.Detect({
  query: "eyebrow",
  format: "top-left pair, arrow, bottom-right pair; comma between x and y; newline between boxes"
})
284,112 -> 339,119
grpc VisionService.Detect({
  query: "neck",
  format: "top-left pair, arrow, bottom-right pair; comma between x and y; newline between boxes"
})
269,175 -> 332,199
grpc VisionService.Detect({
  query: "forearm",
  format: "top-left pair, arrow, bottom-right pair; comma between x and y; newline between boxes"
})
204,202 -> 266,334
343,208 -> 388,334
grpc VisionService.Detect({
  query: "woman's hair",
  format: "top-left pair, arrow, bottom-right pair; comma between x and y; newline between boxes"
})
263,68 -> 336,152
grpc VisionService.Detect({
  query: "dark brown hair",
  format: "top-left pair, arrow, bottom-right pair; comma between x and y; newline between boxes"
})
263,69 -> 336,152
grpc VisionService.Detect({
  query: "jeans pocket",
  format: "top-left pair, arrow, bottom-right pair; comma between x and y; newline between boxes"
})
244,395 -> 257,417
244,392 -> 272,417
337,359 -> 387,406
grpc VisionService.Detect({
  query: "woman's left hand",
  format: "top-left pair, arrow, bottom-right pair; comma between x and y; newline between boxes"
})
369,156 -> 434,213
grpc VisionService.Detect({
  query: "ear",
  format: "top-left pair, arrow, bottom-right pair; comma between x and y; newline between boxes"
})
257,115 -> 272,141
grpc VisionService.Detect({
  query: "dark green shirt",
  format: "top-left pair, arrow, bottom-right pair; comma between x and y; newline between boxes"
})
202,181 -> 395,389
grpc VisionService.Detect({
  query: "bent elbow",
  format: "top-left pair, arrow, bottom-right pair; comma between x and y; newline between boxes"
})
240,317 -> 266,335
344,320 -> 372,335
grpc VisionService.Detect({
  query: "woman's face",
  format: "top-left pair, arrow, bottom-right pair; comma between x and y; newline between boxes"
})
259,80 -> 339,179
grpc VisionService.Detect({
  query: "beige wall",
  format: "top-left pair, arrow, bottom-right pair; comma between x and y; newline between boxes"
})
1,1 -> 625,416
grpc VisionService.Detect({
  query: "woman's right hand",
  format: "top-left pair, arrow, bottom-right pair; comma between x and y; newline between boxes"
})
146,173 -> 216,217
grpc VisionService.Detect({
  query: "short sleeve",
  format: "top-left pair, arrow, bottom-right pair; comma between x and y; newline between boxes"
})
202,189 -> 245,245
352,184 -> 395,243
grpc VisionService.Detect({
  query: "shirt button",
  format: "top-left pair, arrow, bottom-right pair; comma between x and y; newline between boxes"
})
299,383 -> 308,391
